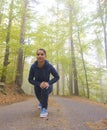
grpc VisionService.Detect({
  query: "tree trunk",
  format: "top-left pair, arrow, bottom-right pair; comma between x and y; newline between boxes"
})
71,40 -> 79,96
55,1 -> 60,95
98,0 -> 107,68
0,0 -> 14,82
62,67 -> 65,95
15,0 -> 28,89
56,64 -> 60,95
0,0 -> 4,24
77,30 -> 89,98
68,64 -> 73,95
15,0 -> 27,88
69,73 -> 73,95
68,4 -> 79,96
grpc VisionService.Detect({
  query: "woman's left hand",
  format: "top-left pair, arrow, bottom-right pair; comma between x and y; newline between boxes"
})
44,82 -> 49,89
40,82 -> 49,89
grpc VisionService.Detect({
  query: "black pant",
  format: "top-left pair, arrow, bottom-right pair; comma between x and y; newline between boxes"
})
34,85 -> 52,109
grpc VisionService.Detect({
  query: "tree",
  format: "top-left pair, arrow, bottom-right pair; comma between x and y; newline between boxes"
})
68,2 -> 79,96
1,0 -> 14,82
97,0 -> 107,68
0,0 -> 4,25
73,4 -> 90,98
77,26 -> 89,98
15,0 -> 28,89
71,40 -> 79,95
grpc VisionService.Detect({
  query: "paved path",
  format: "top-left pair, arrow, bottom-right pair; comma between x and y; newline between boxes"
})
0,96 -> 107,130
55,96 -> 107,130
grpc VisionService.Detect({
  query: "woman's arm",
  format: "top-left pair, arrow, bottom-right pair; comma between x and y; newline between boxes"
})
48,65 -> 60,85
28,66 -> 40,86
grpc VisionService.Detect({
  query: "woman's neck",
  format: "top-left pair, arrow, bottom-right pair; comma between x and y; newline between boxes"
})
37,61 -> 45,68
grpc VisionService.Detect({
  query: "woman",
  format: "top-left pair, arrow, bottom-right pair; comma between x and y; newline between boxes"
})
28,48 -> 60,118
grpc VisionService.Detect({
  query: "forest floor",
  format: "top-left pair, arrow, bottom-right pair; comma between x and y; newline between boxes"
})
0,84 -> 33,105
0,84 -> 107,130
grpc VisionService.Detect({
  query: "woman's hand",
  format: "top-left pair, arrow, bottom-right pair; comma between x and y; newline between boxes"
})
40,82 -> 45,89
40,82 -> 49,89
44,82 -> 49,89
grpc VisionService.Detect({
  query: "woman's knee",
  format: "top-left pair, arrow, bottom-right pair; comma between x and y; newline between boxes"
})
47,85 -> 53,94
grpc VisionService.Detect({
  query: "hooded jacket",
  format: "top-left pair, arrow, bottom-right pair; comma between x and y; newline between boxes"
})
28,60 -> 60,87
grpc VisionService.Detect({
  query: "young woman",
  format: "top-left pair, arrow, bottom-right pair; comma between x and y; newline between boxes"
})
28,48 -> 60,118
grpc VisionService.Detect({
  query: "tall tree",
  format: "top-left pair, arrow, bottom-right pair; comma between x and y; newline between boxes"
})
69,2 -> 79,96
77,26 -> 89,98
1,0 -> 14,82
56,1 -> 60,95
73,2 -> 90,97
0,0 -> 4,24
71,39 -> 79,95
15,0 -> 28,89
68,57 -> 73,95
97,0 -> 107,67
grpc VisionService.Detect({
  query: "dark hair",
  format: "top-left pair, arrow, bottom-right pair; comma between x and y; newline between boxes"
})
36,48 -> 46,55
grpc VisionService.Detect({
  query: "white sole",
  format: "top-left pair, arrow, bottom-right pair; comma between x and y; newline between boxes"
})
40,113 -> 48,118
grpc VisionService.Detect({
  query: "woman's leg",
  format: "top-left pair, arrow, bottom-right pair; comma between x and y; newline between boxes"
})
34,86 -> 42,103
41,85 -> 53,109
41,89 -> 48,109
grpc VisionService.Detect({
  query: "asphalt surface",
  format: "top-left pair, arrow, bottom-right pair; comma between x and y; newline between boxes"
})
0,96 -> 107,130
54,97 -> 107,130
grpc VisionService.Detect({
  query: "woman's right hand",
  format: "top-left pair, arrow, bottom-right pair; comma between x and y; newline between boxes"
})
40,82 -> 49,89
40,82 -> 45,89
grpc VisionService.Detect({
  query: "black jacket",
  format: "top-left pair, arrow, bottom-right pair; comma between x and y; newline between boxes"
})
28,60 -> 60,87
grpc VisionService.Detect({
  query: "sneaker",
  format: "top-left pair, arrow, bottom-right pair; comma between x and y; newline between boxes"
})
38,103 -> 42,109
40,108 -> 48,118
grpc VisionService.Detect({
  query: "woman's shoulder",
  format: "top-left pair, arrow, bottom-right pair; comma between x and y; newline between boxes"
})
31,61 -> 37,68
45,60 -> 55,70
45,60 -> 52,67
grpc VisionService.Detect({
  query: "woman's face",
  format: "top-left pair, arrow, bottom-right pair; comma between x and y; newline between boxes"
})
36,50 -> 46,62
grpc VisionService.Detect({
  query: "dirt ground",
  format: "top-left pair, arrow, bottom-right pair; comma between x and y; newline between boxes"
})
0,84 -> 33,105
86,119 -> 107,130
60,95 -> 107,108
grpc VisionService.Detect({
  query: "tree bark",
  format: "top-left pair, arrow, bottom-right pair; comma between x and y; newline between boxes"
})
15,0 -> 28,89
68,4 -> 79,96
68,64 -> 73,95
1,0 -> 14,82
56,64 -> 60,95
98,0 -> 107,68
77,30 -> 89,98
71,40 -> 79,96
0,0 -> 4,24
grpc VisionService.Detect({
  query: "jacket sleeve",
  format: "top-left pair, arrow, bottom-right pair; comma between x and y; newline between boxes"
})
28,66 -> 40,86
48,65 -> 60,85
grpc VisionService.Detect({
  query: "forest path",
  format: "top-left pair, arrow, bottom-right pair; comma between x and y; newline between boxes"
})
0,96 -> 107,130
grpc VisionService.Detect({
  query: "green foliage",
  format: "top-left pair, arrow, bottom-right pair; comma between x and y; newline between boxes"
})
0,0 -> 107,102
